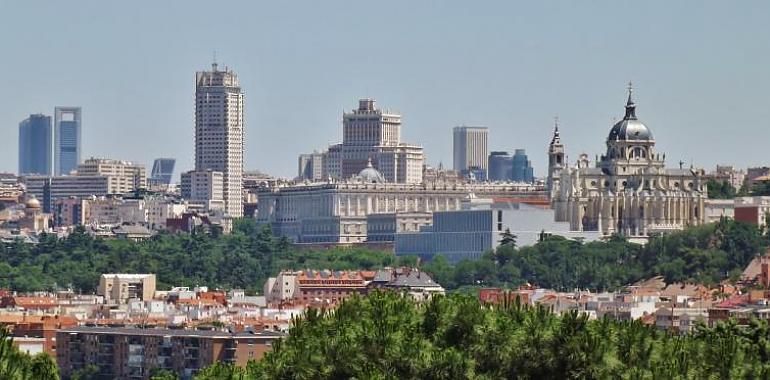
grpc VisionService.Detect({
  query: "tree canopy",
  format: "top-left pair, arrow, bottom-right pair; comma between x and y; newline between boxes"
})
189,291 -> 770,379
0,326 -> 59,380
424,218 -> 766,291
0,220 -> 403,293
0,218 -> 765,294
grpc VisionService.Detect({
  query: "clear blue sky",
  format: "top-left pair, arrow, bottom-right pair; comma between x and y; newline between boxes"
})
1,1 -> 769,179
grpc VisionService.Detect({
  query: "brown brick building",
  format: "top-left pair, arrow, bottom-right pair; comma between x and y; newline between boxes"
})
57,327 -> 285,380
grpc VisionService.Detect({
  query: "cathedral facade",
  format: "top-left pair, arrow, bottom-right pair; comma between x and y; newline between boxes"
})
549,85 -> 707,238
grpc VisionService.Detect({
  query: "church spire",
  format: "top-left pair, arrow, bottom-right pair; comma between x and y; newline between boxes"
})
550,116 -> 562,145
624,81 -> 637,120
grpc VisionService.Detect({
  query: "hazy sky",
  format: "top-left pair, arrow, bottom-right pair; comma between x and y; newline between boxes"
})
1,1 -> 769,179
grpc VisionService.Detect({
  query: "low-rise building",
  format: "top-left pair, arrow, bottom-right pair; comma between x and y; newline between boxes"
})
734,196 -> 770,228
98,274 -> 157,304
395,197 -> 601,262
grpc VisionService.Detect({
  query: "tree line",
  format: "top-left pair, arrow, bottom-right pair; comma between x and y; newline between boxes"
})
423,217 -> 767,292
0,218 -> 765,294
0,220 -> 406,293
185,291 -> 770,379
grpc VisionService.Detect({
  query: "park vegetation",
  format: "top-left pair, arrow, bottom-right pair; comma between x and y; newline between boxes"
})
185,291 -> 770,379
0,218 -> 766,294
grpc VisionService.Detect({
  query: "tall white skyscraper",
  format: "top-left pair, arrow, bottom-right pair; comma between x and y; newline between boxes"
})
193,62 -> 244,217
453,126 -> 489,179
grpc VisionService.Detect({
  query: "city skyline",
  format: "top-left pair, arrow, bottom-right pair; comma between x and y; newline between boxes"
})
2,1 -> 770,179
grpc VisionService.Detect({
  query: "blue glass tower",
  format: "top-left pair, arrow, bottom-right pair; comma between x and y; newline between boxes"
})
512,149 -> 534,183
18,114 -> 53,176
150,158 -> 176,185
487,151 -> 513,181
54,107 -> 82,175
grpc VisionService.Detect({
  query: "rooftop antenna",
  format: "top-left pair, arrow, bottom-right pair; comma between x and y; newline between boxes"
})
212,50 -> 218,72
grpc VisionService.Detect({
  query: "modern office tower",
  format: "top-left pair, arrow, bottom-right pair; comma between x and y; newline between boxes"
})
77,157 -> 147,193
453,126 -> 489,180
297,152 -> 324,181
54,107 -> 82,175
511,149 -> 535,183
181,169 -> 224,211
18,114 -> 53,176
488,151 -> 513,182
194,62 -> 244,217
150,158 -> 176,185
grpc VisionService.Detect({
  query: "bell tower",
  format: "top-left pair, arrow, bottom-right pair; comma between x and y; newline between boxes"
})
547,117 -> 565,199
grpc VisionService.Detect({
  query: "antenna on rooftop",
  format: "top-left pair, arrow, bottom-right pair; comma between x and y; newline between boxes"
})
212,50 -> 218,71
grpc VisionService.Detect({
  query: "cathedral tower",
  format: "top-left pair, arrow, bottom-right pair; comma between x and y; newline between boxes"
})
547,117 -> 565,199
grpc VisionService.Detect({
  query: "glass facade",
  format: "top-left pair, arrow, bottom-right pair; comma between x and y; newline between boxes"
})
512,149 -> 534,183
55,107 -> 82,175
18,114 -> 53,176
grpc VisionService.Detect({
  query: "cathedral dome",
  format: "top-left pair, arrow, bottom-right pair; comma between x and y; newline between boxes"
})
25,196 -> 41,210
607,84 -> 653,142
357,159 -> 386,183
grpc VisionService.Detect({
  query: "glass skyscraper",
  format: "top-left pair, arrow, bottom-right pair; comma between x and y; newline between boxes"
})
150,158 -> 176,185
511,149 -> 534,183
18,114 -> 53,176
54,107 -> 82,175
488,151 -> 513,182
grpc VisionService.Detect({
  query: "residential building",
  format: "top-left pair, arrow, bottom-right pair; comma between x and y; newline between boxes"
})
98,274 -> 157,304
77,157 -> 147,193
734,196 -> 770,228
453,126 -> 488,180
194,61 -> 244,217
181,170 -> 224,211
18,114 -> 53,176
368,268 -> 445,302
57,327 -> 284,380
264,267 -> 444,306
707,165 -> 746,190
488,151 -> 512,182
53,197 -> 86,226
704,199 -> 735,224
297,152 -> 325,181
54,107 -> 82,175
551,85 -> 706,239
747,167 -> 770,190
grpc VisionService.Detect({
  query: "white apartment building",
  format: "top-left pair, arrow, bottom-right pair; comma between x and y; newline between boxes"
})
453,126 -> 489,179
195,62 -> 244,217
181,170 -> 224,211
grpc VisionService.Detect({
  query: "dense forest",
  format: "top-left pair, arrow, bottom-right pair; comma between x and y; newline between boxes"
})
0,218 -> 766,294
184,291 -> 770,379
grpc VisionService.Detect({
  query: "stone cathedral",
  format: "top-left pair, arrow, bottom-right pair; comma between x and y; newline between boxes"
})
548,85 -> 707,238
